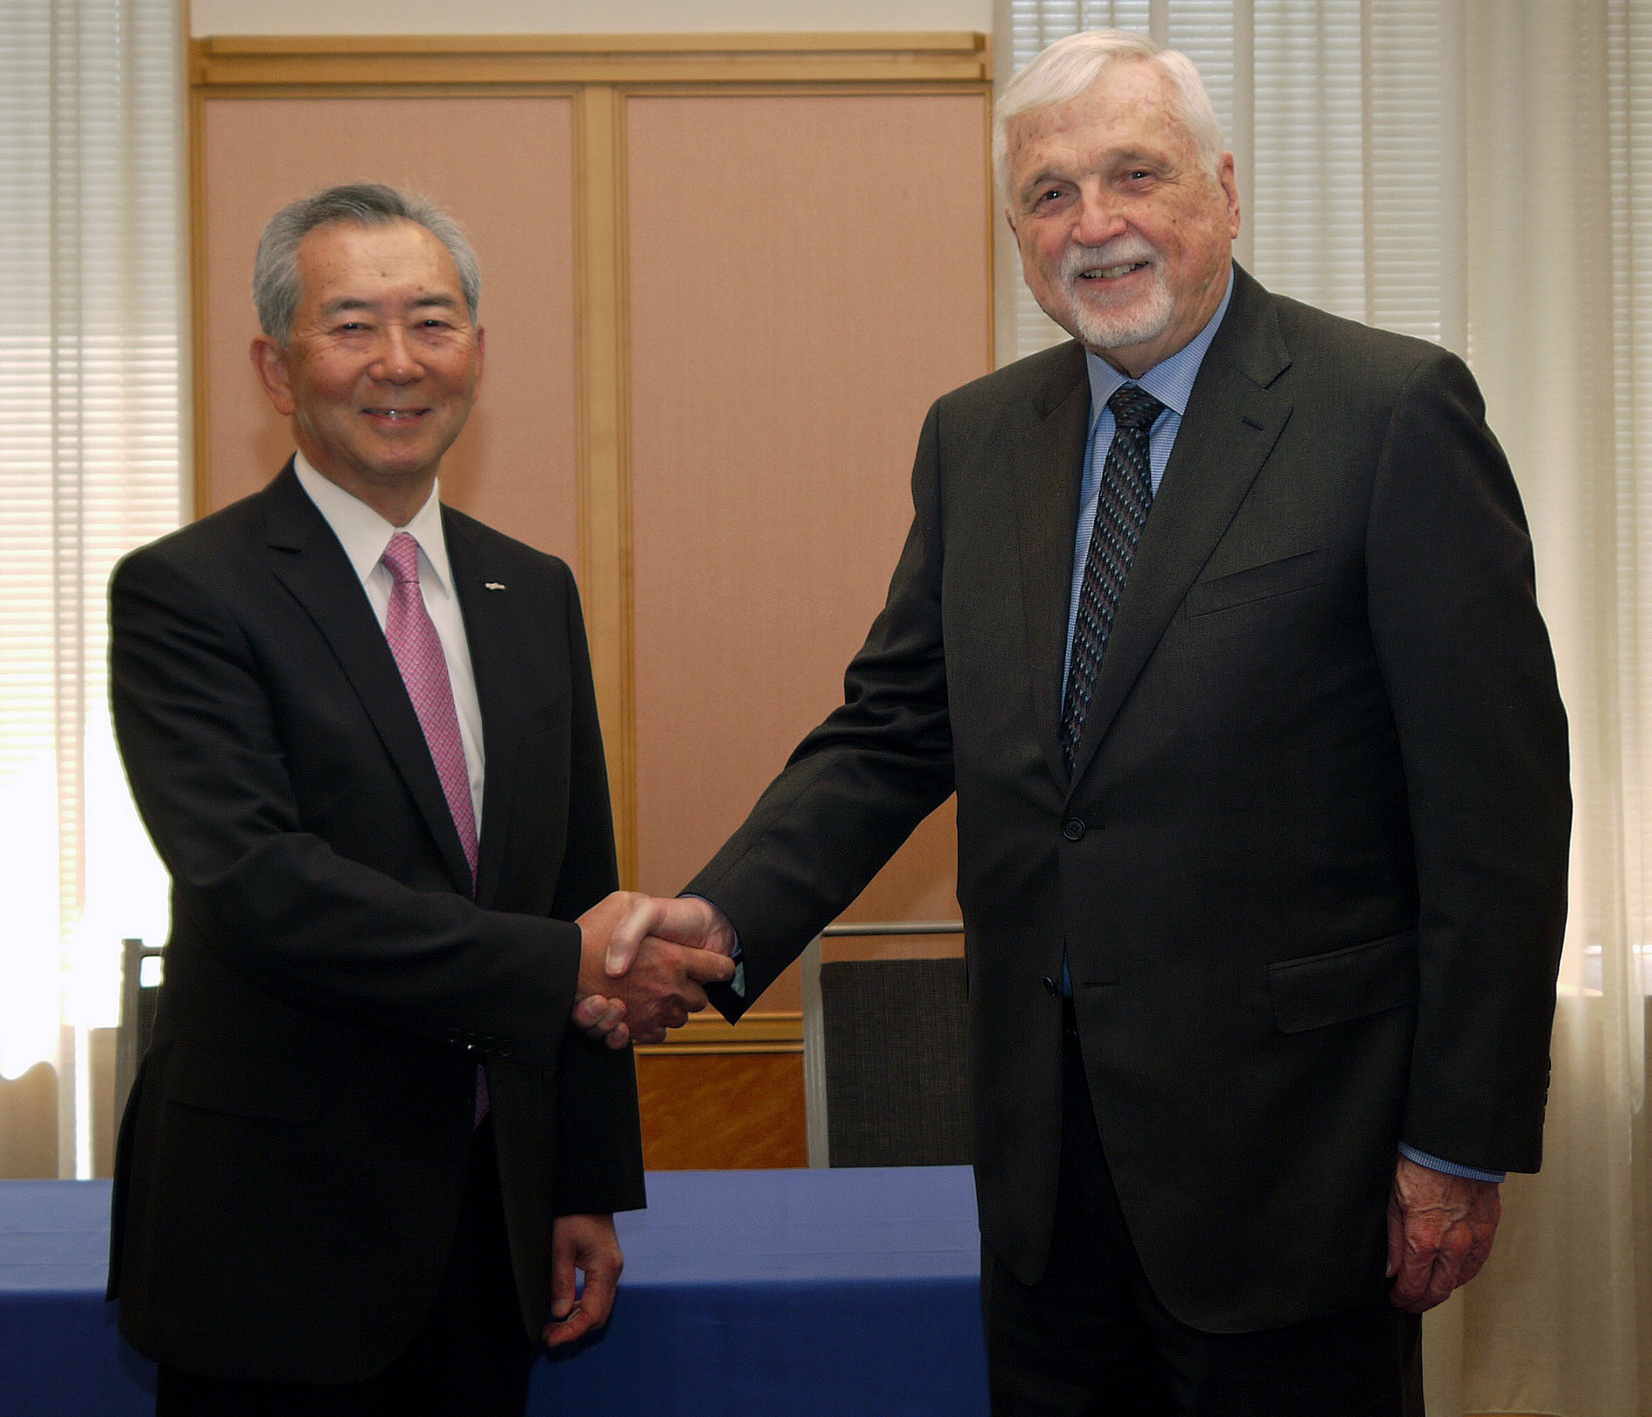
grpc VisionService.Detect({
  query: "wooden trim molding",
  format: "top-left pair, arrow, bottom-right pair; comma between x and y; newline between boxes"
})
187,84 -> 213,522
189,33 -> 991,89
571,83 -> 638,885
634,1010 -> 803,1057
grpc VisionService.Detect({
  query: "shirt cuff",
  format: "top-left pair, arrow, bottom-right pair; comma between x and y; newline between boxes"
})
1398,1143 -> 1505,1184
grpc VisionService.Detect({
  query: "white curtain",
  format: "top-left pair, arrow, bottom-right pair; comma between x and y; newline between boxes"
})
993,1 -> 1651,1412
0,0 -> 184,1178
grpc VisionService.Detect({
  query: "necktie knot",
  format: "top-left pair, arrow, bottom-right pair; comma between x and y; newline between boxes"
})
381,531 -> 421,585
1107,382 -> 1165,433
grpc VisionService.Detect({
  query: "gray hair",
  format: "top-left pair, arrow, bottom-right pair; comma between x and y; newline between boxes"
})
252,182 -> 482,341
993,30 -> 1226,197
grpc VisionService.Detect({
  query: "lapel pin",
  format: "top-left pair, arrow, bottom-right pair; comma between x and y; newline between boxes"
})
483,582 -> 506,591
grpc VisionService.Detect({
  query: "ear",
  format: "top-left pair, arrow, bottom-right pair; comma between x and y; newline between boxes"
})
473,325 -> 485,390
250,335 -> 297,417
1219,152 -> 1241,239
1004,203 -> 1020,239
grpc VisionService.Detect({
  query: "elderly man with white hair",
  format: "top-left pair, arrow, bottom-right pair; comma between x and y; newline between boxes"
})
604,29 -> 1570,1414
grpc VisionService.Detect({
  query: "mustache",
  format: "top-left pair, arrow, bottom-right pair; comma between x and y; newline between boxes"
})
1058,240 -> 1158,282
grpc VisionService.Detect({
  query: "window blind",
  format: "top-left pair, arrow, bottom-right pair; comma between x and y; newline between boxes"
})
0,0 -> 183,1177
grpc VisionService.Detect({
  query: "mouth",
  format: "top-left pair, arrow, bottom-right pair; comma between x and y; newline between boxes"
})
1077,260 -> 1150,281
363,407 -> 429,423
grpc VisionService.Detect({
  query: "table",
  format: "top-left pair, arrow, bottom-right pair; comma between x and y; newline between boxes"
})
0,1167 -> 988,1416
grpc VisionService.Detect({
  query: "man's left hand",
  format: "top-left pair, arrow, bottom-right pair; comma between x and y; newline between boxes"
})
1386,1153 -> 1501,1313
543,1213 -> 623,1347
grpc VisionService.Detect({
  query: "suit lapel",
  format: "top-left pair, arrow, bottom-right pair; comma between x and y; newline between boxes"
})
443,510 -> 518,909
1010,344 -> 1093,789
261,464 -> 476,895
1067,268 -> 1295,788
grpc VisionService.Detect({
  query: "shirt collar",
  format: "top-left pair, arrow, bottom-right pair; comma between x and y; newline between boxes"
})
1085,265 -> 1236,427
292,451 -> 454,596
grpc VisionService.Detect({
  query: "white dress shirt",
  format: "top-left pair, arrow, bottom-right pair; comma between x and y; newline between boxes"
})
293,453 -> 486,833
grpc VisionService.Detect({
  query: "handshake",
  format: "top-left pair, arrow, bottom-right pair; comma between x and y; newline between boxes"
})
570,892 -> 739,1047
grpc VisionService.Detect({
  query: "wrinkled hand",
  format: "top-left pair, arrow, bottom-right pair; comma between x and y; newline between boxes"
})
604,893 -> 736,978
574,892 -> 736,1047
543,1213 -> 621,1347
1386,1153 -> 1501,1313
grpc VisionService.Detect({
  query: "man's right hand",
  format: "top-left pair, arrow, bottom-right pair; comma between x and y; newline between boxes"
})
573,892 -> 737,1047
604,893 -> 737,978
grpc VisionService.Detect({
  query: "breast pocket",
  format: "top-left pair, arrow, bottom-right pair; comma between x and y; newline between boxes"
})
1268,930 -> 1419,1033
1184,548 -> 1329,618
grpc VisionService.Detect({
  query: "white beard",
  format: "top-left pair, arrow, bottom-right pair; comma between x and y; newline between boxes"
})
1038,242 -> 1175,353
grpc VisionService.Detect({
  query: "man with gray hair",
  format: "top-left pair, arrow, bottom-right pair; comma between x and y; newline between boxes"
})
607,29 -> 1569,1413
106,182 -> 733,1414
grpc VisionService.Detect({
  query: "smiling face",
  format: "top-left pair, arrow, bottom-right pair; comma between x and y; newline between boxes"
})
251,219 -> 483,524
1004,59 -> 1240,377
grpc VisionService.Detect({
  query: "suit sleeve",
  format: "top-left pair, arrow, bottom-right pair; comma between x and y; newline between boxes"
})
109,547 -> 585,1070
1365,348 -> 1571,1173
688,402 -> 957,1015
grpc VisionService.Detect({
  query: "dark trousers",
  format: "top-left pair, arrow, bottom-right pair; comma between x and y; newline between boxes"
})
155,1117 -> 535,1417
982,1016 -> 1424,1417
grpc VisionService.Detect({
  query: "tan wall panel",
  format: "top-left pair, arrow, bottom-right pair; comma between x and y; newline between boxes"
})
628,92 -> 989,1012
197,96 -> 581,568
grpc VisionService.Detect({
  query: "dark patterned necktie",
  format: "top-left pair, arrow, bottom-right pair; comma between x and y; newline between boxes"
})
1059,383 -> 1166,775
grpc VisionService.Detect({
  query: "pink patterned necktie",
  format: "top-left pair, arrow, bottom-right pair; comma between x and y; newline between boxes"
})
381,531 -> 479,884
380,532 -> 488,1124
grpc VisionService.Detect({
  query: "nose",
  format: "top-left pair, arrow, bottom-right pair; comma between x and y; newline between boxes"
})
1073,186 -> 1126,247
371,323 -> 422,382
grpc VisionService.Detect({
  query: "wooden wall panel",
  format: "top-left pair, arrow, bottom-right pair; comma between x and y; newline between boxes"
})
635,1051 -> 806,1169
626,92 -> 990,1008
189,40 -> 995,1163
196,96 -> 581,568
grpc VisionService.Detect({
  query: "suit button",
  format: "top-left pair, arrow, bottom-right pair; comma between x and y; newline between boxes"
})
1062,818 -> 1086,841
1041,976 -> 1058,995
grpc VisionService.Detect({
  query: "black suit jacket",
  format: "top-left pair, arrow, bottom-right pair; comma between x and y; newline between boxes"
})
689,267 -> 1570,1332
106,463 -> 644,1381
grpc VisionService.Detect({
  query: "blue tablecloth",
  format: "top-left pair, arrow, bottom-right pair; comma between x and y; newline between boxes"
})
0,1168 -> 988,1416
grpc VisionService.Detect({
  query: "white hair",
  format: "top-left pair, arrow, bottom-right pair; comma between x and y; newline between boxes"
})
992,30 -> 1226,197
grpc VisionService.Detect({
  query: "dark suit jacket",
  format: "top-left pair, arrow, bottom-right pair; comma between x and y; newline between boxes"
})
106,463 -> 644,1382
689,266 -> 1570,1333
